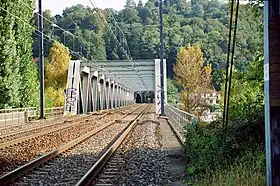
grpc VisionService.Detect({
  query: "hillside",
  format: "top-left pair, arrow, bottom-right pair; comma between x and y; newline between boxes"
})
33,0 -> 263,91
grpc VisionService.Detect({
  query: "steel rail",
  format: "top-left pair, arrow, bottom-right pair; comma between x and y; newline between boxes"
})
0,114 -> 106,149
0,114 -> 89,139
0,105 -> 146,185
0,105 -> 137,149
75,104 -> 151,186
0,104 -> 135,136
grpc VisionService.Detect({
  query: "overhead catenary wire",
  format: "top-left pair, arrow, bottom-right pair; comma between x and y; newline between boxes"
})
222,0 -> 240,129
61,3 -> 139,91
1,3 -> 136,92
19,0 -> 89,59
222,0 -> 235,129
225,0 -> 240,129
89,0 -> 149,90
21,0 -> 137,91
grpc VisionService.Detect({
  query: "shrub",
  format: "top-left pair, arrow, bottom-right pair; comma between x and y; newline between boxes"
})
184,109 -> 265,183
192,150 -> 265,186
45,87 -> 65,108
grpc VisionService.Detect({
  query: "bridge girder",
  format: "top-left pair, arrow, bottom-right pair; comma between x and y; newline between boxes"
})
64,59 -> 167,115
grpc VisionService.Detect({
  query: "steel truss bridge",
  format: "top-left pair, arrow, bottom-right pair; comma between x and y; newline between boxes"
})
63,59 -> 167,115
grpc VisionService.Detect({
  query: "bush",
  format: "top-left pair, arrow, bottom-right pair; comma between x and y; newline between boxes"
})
45,87 -> 65,108
192,150 -> 265,186
184,109 -> 265,184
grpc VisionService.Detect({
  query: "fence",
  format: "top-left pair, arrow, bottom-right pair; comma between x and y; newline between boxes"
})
164,104 -> 197,143
0,107 -> 64,128
44,107 -> 64,118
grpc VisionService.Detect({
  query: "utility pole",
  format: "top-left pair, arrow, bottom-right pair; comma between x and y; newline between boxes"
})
264,1 -> 280,185
159,0 -> 165,116
39,0 -> 44,118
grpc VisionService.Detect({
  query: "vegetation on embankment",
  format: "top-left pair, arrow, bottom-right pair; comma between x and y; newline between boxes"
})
182,53 -> 265,185
184,112 -> 265,185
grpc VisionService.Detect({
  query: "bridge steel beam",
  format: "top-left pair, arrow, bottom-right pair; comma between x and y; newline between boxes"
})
91,71 -> 99,111
81,67 -> 90,113
114,84 -> 118,108
98,75 -> 105,111
121,86 -> 124,107
110,81 -> 114,109
117,85 -> 121,107
104,78 -> 110,110
64,59 -> 167,115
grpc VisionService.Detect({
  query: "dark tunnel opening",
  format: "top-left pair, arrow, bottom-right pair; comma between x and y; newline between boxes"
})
136,94 -> 142,103
134,91 -> 154,103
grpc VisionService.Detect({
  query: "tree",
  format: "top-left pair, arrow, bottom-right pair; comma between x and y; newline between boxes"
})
0,1 -> 21,108
174,44 -> 212,112
167,78 -> 178,104
0,0 -> 39,108
137,0 -> 144,10
221,54 -> 264,120
45,41 -> 71,107
16,0 -> 39,107
125,0 -> 137,8
192,4 -> 204,17
138,7 -> 150,24
45,41 -> 71,89
33,9 -> 56,57
103,26 -> 119,60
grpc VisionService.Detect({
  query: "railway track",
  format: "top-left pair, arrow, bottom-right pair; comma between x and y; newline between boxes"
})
0,114 -> 97,145
0,105 -> 135,136
0,105 -> 137,147
0,114 -> 79,135
0,104 -> 150,185
0,105 -> 141,176
87,106 -> 153,186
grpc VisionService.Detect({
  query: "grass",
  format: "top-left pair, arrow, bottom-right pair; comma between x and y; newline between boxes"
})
190,150 -> 265,186
183,113 -> 265,186
192,163 -> 265,186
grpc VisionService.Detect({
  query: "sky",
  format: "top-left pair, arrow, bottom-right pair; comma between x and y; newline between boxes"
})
36,0 -> 249,16
37,0 -> 148,15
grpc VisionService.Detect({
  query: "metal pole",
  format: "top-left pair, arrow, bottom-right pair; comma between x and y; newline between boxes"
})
264,1 -> 271,185
159,0 -> 165,116
39,0 -> 44,118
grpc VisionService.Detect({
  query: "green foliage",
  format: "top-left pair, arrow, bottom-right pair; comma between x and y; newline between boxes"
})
167,78 -> 178,104
221,54 -> 264,120
17,0 -> 39,107
31,1 -> 262,85
192,150 -> 265,186
0,1 -> 20,108
184,53 -> 265,184
0,0 -> 38,109
185,110 -> 265,180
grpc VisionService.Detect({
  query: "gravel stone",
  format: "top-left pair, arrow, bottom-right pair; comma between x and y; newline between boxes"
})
0,105 -> 139,176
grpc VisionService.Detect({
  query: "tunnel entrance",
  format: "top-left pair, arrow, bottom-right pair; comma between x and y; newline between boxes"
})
136,93 -> 142,103
134,91 -> 154,103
